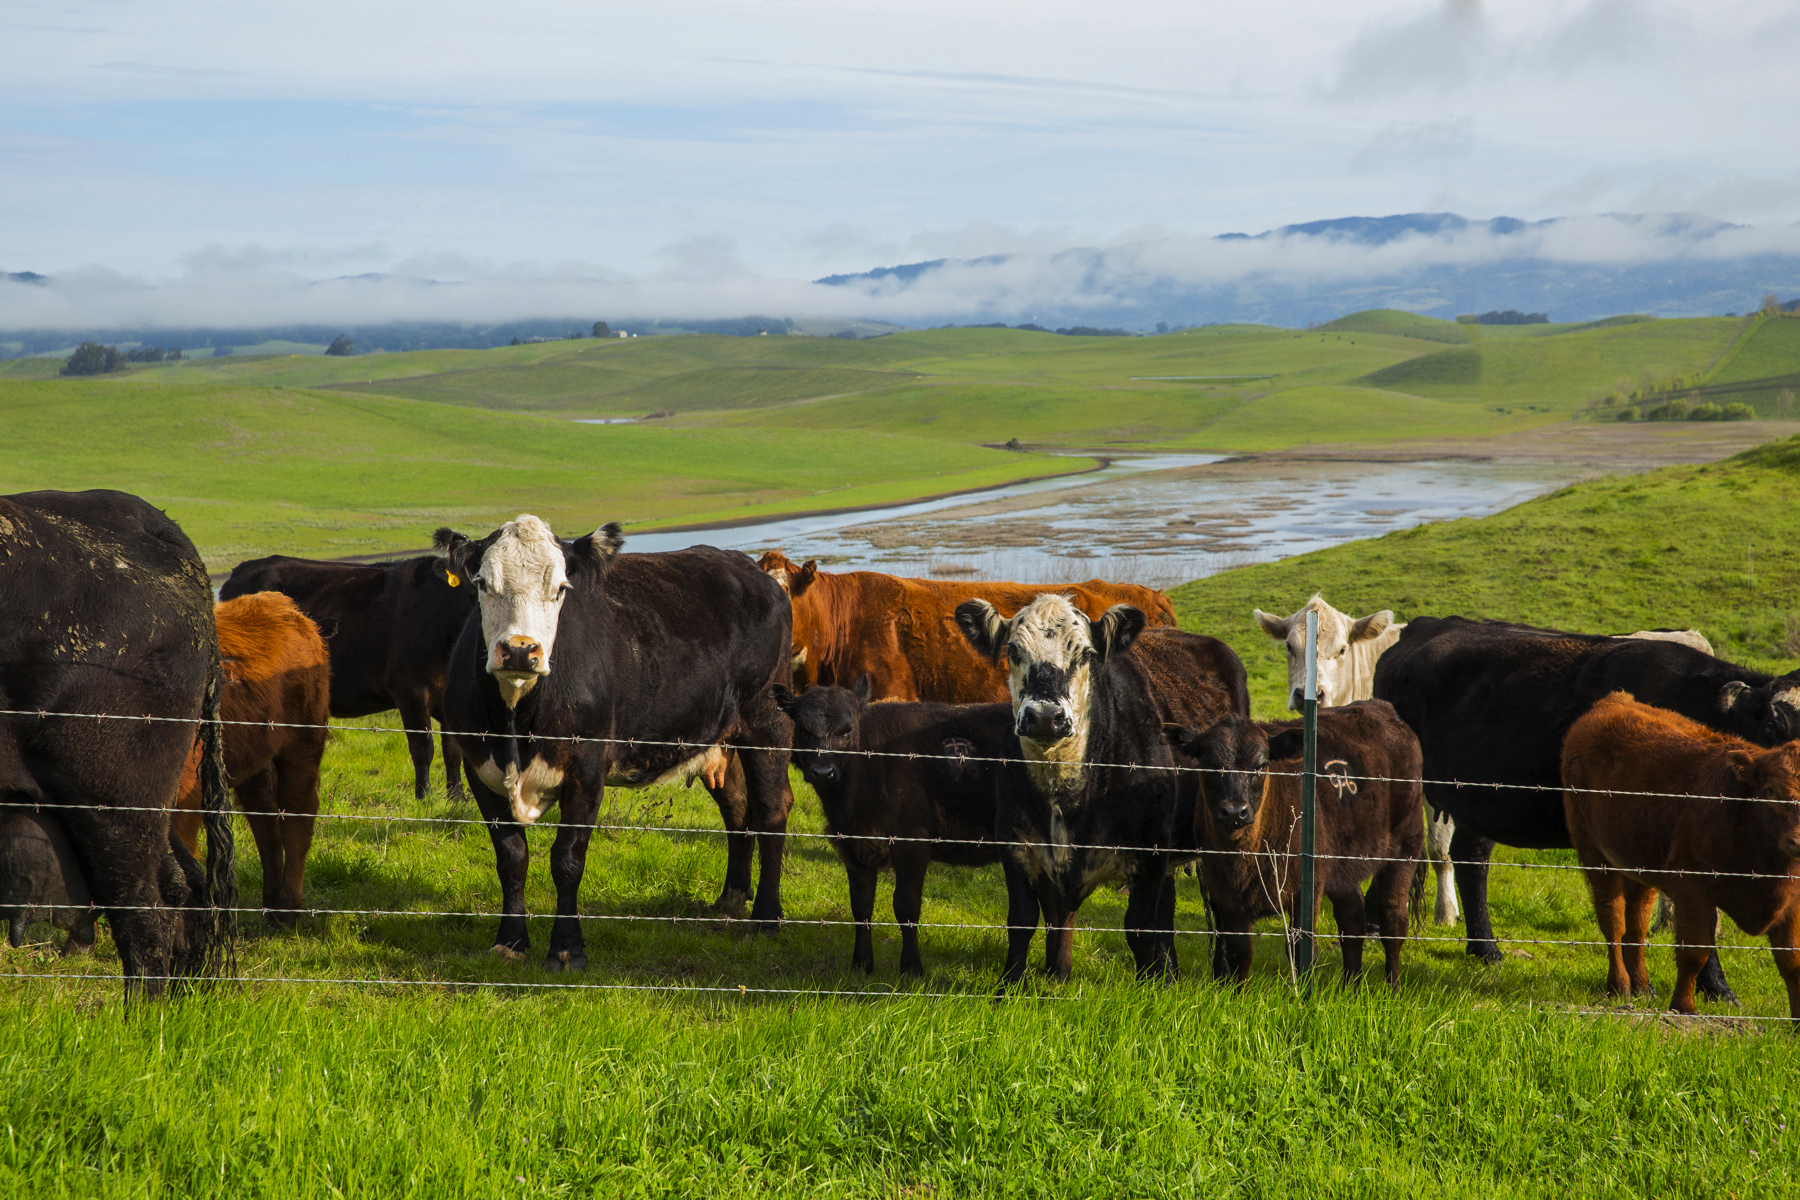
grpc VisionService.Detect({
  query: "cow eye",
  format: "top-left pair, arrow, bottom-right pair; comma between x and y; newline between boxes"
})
474,577 -> 488,593
556,583 -> 571,599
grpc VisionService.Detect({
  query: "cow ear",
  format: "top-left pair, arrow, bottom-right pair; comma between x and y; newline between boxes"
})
955,599 -> 1009,663
791,561 -> 819,598
852,674 -> 872,706
1162,723 -> 1196,752
770,684 -> 798,714
1254,609 -> 1292,641
433,527 -> 481,585
1350,611 -> 1394,643
1266,728 -> 1305,762
1719,680 -> 1756,712
1093,604 -> 1146,660
570,522 -> 625,579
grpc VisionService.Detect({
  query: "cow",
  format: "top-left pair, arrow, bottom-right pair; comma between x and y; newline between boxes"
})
1563,692 -> 1800,1020
1256,596 -> 1717,929
171,593 -> 331,926
757,551 -> 1177,702
436,516 -> 795,970
1165,702 -> 1424,985
0,489 -> 235,993
0,814 -> 97,954
1373,615 -> 1800,1001
221,553 -> 475,800
772,679 -> 1012,975
955,595 -> 1247,983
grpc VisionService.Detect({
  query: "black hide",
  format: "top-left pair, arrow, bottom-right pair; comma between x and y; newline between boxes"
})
221,553 -> 476,799
0,489 -> 235,993
441,535 -> 794,970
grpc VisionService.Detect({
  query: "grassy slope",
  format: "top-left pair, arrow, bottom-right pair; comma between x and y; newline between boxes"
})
7,442 -> 1800,1195
0,379 -> 1082,567
1711,316 -> 1800,385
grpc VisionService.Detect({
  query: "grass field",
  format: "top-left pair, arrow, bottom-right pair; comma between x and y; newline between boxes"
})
8,438 -> 1800,1195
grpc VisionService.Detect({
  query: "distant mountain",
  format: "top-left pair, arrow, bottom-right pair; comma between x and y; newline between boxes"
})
816,212 -> 1800,328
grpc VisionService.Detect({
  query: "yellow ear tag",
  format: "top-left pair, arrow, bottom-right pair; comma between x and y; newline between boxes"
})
446,572 -> 460,587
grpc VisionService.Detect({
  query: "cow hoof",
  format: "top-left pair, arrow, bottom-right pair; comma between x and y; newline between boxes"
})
755,919 -> 781,937
1700,983 -> 1740,1005
489,943 -> 528,963
711,893 -> 749,919
545,950 -> 588,973
1469,946 -> 1504,965
60,937 -> 94,959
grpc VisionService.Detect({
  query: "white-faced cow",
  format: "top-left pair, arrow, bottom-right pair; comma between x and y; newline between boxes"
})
1256,595 -> 1715,929
0,489 -> 235,993
1374,616 -> 1795,1003
955,595 -> 1246,984
437,515 -> 795,970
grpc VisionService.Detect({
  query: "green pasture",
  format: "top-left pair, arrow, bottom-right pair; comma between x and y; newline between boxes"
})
0,379 -> 1084,568
9,439 -> 1800,1193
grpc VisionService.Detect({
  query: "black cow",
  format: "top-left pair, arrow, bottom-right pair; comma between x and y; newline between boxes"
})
772,678 -> 1012,975
221,553 -> 475,798
437,515 -> 794,970
0,813 -> 97,953
1373,615 -> 1800,998
956,595 -> 1246,983
0,489 -> 235,992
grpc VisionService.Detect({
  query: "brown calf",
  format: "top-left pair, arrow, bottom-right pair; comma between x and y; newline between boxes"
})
1562,691 -> 1800,1019
1169,701 -> 1425,985
175,592 -> 331,926
756,551 -> 1177,702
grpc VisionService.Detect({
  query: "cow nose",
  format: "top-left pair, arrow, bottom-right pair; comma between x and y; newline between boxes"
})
1216,802 -> 1251,830
809,761 -> 839,784
1016,704 -> 1069,741
1288,688 -> 1303,712
497,636 -> 543,673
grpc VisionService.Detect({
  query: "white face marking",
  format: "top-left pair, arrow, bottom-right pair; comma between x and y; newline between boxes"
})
476,756 -> 565,825
1004,594 -> 1095,793
1264,595 -> 1400,710
475,515 -> 570,702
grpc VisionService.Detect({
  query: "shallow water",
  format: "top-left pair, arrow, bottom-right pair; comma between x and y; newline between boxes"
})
628,454 -> 1577,587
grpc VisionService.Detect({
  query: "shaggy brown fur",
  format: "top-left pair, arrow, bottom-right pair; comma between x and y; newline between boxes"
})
1562,692 -> 1800,1020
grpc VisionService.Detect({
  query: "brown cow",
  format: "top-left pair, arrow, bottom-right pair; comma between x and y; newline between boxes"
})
175,592 -> 331,927
1167,702 -> 1426,985
757,551 -> 1177,702
1562,691 -> 1800,1019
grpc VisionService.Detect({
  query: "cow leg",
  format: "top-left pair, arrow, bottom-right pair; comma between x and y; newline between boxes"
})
1582,866 -> 1630,996
1214,908 -> 1255,983
1157,874 -> 1180,978
1767,909 -> 1800,1023
891,848 -> 930,977
738,744 -> 795,933
1621,880 -> 1658,997
61,913 -> 98,958
1042,896 -> 1077,983
1427,806 -> 1459,926
1328,889 -> 1366,983
433,693 -> 466,802
998,859 -> 1040,987
469,772 -> 531,956
1695,910 -> 1739,1004
845,860 -> 877,974
1365,861 -> 1412,987
1448,825 -> 1502,963
396,690 -> 437,801
234,767 -> 289,924
543,786 -> 598,972
703,753 -> 753,918
1123,857 -> 1174,982
1669,897 -> 1715,1015
61,803 -> 180,997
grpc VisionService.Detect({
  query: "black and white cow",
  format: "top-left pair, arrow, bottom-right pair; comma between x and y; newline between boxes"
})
0,489 -> 235,992
955,595 -> 1244,983
221,553 -> 476,799
1373,615 -> 1800,999
436,515 -> 795,970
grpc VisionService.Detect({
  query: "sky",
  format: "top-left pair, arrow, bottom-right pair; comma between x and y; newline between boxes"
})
4,0 -> 1800,326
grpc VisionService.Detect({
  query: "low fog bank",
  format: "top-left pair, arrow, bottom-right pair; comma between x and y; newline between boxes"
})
8,212 -> 1800,352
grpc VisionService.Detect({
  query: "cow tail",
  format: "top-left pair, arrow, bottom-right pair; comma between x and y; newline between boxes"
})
1408,837 -> 1429,925
198,646 -> 238,980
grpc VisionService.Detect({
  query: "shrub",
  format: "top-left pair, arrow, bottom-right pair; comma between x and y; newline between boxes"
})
1644,399 -> 1690,421
1615,406 -> 1640,421
1689,402 -> 1723,421
60,342 -> 125,376
1722,402 -> 1757,421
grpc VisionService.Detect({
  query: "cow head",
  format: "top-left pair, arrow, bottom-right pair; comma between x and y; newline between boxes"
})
1729,742 -> 1800,859
771,675 -> 869,789
1167,714 -> 1303,834
956,594 -> 1144,747
1717,670 -> 1800,745
756,550 -> 820,687
433,515 -> 623,706
1254,593 -> 1396,710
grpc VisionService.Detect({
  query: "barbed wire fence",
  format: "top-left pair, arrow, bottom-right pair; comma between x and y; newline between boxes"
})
2,706 -> 1797,1023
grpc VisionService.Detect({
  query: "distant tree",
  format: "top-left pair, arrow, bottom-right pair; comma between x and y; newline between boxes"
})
167,347 -> 183,360
1476,310 -> 1549,325
510,337 -> 521,346
60,342 -> 126,376
1778,388 -> 1795,418
1722,402 -> 1757,420
593,322 -> 611,338
124,345 -> 165,363
1004,437 -> 1023,451
1762,293 -> 1782,315
1155,321 -> 1169,334
325,335 -> 354,356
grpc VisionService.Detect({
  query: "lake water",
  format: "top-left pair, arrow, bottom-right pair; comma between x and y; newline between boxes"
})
624,453 -> 1577,588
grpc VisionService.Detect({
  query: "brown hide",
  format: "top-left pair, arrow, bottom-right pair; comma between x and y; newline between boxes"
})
1562,692 -> 1800,1018
1183,702 -> 1424,985
175,592 -> 331,924
756,550 -> 1178,701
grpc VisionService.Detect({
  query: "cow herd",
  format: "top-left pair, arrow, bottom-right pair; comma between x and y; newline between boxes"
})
4,487 -> 1800,1019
